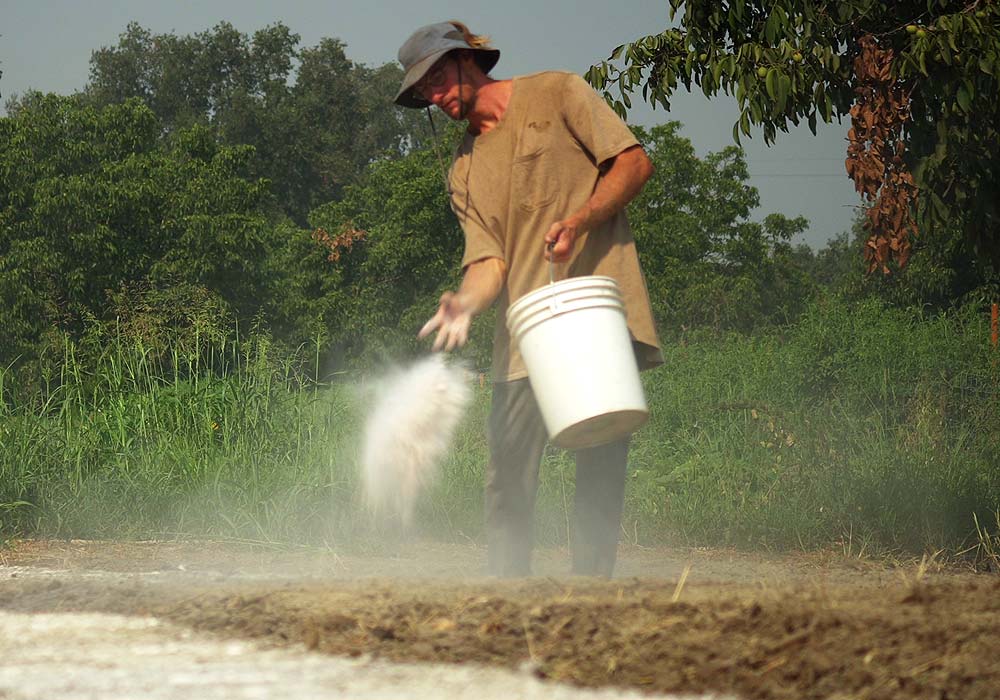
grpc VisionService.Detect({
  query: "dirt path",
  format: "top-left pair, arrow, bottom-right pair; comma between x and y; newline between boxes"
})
0,609 -> 718,700
2,539 -> 998,699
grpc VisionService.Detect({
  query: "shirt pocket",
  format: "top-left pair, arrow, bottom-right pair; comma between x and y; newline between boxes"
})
512,143 -> 558,212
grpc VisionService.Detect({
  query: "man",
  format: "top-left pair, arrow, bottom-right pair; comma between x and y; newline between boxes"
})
395,21 -> 662,577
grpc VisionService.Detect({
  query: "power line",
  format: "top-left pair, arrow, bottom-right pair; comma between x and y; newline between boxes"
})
749,157 -> 844,162
749,173 -> 846,178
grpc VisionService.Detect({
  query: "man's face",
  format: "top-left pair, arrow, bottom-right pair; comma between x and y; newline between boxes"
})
414,54 -> 470,120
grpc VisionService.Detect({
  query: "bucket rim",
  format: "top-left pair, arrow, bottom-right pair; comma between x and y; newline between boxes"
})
507,275 -> 620,313
507,296 -> 627,341
508,288 -> 623,317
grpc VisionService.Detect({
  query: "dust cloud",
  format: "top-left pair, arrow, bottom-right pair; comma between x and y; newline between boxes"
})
360,354 -> 472,527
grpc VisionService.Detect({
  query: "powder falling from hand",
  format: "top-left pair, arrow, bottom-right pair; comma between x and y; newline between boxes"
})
361,355 -> 473,527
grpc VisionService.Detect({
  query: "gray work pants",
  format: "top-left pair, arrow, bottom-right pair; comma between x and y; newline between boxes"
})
486,378 -> 629,578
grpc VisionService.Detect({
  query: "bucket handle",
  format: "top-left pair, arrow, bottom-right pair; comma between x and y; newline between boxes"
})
546,242 -> 557,285
546,242 -> 561,314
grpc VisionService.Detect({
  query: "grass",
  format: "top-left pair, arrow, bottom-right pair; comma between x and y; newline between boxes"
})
970,511 -> 1000,572
625,296 -> 1000,554
1,295 -> 998,558
0,327 -> 361,543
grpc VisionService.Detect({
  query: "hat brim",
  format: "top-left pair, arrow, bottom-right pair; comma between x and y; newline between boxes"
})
394,48 -> 500,109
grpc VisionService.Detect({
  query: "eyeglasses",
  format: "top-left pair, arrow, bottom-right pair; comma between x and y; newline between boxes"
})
414,58 -> 451,98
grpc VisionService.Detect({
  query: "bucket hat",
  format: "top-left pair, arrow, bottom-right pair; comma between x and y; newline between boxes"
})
394,22 -> 500,108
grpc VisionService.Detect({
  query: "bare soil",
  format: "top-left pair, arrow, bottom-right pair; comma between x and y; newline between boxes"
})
2,539 -> 998,699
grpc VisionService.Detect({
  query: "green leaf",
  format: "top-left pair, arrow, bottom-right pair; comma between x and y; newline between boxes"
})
765,12 -> 778,45
731,0 -> 745,22
765,68 -> 779,99
711,59 -> 724,85
957,84 -> 972,112
777,74 -> 792,112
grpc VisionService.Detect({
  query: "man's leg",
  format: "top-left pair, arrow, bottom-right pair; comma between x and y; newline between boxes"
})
572,436 -> 630,577
485,379 -> 548,577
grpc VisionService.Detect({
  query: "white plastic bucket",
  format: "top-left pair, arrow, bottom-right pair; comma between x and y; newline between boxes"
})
506,275 -> 648,449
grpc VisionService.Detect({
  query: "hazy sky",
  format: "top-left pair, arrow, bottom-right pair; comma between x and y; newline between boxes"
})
2,0 -> 858,247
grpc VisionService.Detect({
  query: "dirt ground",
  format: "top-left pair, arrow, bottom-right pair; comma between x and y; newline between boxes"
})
1,539 -> 998,699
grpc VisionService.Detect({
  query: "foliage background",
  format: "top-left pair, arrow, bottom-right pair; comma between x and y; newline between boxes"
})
1,18 -> 998,557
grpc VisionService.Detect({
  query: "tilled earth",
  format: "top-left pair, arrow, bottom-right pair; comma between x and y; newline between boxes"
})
1,539 -> 998,699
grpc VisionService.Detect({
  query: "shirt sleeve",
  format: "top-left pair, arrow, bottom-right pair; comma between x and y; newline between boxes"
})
449,160 -> 505,269
560,73 -> 640,166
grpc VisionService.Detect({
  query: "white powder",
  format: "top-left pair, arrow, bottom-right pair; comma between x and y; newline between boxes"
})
360,355 -> 472,527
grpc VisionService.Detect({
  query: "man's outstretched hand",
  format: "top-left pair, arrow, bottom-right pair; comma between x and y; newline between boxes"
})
419,291 -> 472,352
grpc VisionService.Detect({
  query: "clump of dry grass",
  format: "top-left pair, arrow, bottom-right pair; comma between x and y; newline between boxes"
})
972,512 -> 1000,573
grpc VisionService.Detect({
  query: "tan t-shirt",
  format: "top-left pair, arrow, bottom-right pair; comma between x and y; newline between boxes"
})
449,71 -> 663,382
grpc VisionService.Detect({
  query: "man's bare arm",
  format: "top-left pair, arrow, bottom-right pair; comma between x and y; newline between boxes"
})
544,145 -> 654,263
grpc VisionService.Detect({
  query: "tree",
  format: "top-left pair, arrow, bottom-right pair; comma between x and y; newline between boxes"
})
794,231 -> 862,293
0,95 -> 279,366
628,123 -> 812,332
82,22 -> 424,224
817,210 -> 999,307
266,122 -> 475,368
585,1 -> 1000,271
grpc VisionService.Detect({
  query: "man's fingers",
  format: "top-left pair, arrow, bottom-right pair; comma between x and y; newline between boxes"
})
431,328 -> 447,352
418,313 -> 441,339
545,221 -> 575,262
444,318 -> 467,352
427,314 -> 470,353
544,223 -> 562,248
546,239 -> 571,263
420,292 -> 470,352
544,238 -> 559,261
551,245 -> 571,263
